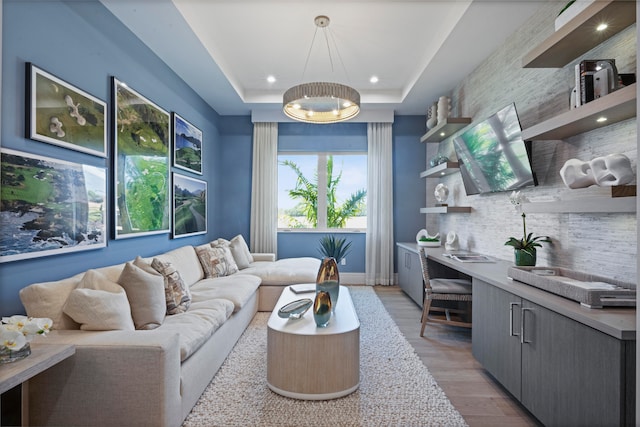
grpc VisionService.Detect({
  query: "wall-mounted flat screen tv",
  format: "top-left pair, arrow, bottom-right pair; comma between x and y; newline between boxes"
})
452,103 -> 536,195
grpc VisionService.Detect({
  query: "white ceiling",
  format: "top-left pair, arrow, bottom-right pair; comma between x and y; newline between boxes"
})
100,0 -> 543,118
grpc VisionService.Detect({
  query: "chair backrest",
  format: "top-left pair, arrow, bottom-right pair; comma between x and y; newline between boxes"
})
418,248 -> 433,291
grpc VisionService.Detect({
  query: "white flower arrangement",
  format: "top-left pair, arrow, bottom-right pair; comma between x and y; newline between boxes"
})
0,315 -> 52,352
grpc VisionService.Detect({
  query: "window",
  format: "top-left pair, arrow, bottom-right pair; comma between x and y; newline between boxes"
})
278,153 -> 367,230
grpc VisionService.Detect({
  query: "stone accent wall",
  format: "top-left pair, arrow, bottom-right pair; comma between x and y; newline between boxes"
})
426,2 -> 637,283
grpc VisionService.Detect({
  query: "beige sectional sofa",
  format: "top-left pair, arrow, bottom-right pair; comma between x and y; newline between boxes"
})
19,238 -> 320,427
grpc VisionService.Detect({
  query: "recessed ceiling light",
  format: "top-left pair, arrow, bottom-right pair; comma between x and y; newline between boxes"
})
596,116 -> 607,123
369,76 -> 379,84
267,75 -> 276,84
440,132 -> 446,137
596,23 -> 608,31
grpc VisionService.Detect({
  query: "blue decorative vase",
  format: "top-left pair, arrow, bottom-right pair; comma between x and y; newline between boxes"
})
316,257 -> 340,312
313,291 -> 332,327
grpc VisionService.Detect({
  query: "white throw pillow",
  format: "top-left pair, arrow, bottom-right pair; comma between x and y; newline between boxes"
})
63,269 -> 135,331
118,259 -> 166,330
229,234 -> 252,269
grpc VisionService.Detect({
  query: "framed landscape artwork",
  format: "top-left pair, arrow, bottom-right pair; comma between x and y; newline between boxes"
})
112,77 -> 171,239
173,113 -> 203,174
0,148 -> 107,263
27,63 -> 107,157
172,173 -> 207,238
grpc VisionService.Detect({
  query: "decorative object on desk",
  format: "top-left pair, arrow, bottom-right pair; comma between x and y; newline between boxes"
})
445,231 -> 459,251
426,102 -> 438,129
429,155 -> 449,168
560,154 -> 634,189
434,183 -> 449,205
0,316 -> 52,363
416,229 -> 440,247
313,291 -> 332,327
505,191 -> 550,267
436,96 -> 451,125
278,298 -> 313,319
318,235 -> 351,264
316,257 -> 340,312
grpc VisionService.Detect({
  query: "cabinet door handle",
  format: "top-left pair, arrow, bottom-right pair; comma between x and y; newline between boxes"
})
521,307 -> 533,344
509,302 -> 520,337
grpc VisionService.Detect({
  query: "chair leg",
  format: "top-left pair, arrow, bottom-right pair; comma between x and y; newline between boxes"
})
420,298 -> 432,337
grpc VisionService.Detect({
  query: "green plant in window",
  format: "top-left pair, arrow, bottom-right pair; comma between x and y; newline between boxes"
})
281,155 -> 366,228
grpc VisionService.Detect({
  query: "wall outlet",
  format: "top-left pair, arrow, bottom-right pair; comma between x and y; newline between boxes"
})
341,258 -> 347,265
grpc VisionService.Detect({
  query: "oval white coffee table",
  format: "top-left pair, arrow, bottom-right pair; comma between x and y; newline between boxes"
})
267,285 -> 360,400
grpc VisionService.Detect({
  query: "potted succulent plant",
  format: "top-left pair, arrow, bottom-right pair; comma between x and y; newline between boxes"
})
504,191 -> 550,266
318,235 -> 352,264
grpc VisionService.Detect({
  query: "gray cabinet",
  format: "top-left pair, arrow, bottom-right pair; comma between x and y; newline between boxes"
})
397,245 -> 423,307
473,279 -> 635,426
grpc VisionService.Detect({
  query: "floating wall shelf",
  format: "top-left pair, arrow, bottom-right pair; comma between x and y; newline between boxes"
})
521,83 -> 636,141
420,118 -> 472,143
420,162 -> 460,178
523,197 -> 636,214
420,206 -> 471,214
522,0 -> 636,68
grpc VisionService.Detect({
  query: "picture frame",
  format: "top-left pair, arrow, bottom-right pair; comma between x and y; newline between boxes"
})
27,63 -> 107,157
173,113 -> 203,175
172,173 -> 207,238
112,77 -> 171,239
0,148 -> 107,263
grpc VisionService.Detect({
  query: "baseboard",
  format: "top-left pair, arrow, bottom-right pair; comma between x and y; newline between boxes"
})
340,272 -> 365,285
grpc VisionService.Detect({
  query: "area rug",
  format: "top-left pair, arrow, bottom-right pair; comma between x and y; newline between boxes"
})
183,286 -> 467,427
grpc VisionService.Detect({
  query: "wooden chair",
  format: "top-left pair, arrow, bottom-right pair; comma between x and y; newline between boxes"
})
418,248 -> 472,336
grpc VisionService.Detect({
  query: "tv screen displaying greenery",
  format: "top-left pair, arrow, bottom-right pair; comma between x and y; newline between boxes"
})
453,103 -> 535,195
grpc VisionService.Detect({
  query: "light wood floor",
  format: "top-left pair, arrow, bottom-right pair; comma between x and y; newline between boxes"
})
373,285 -> 540,427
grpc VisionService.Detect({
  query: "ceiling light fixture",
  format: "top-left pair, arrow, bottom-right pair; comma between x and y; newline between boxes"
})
283,15 -> 360,124
596,23 -> 608,31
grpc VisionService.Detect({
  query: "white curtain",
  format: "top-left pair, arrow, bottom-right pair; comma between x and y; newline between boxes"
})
250,122 -> 278,255
366,122 -> 395,286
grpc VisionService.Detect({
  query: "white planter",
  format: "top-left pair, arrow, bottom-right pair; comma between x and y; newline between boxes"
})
555,0 -> 595,32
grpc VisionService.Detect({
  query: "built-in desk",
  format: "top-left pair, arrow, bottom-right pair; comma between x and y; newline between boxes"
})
397,242 -> 636,426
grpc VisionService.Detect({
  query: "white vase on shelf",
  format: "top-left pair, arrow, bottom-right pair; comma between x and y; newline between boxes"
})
437,96 -> 451,125
426,103 -> 438,129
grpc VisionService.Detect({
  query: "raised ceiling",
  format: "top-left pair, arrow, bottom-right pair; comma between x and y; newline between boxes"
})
100,0 -> 543,118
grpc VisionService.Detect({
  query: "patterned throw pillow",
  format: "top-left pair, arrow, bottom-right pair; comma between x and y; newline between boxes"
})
195,245 -> 238,278
210,240 -> 239,275
151,258 -> 191,315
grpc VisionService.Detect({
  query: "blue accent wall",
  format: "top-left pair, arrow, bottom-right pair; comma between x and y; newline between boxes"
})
0,0 -> 222,315
0,1 -> 426,315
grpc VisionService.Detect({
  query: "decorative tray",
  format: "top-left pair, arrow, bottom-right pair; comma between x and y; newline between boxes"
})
507,266 -> 636,308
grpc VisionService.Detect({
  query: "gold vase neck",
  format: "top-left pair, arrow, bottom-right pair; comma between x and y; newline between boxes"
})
316,257 -> 340,283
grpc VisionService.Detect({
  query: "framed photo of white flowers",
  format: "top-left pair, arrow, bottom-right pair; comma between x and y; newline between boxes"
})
27,63 -> 108,157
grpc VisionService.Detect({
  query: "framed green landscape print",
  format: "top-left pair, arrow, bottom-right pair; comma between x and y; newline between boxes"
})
0,148 -> 107,263
112,77 -> 171,239
27,63 -> 107,157
173,113 -> 203,174
172,173 -> 207,238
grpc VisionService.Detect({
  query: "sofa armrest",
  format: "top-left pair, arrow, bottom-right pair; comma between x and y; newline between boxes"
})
252,253 -> 276,262
27,330 -> 182,427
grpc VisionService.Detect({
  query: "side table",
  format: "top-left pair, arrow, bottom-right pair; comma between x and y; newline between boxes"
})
0,343 -> 75,426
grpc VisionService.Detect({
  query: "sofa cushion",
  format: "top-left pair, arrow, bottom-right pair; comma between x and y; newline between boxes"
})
229,234 -> 253,269
117,260 -> 166,330
190,274 -> 261,313
241,257 -> 321,286
151,258 -> 192,315
154,245 -> 203,288
20,275 -> 82,330
63,270 -> 135,331
158,298 -> 234,361
195,244 -> 238,277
